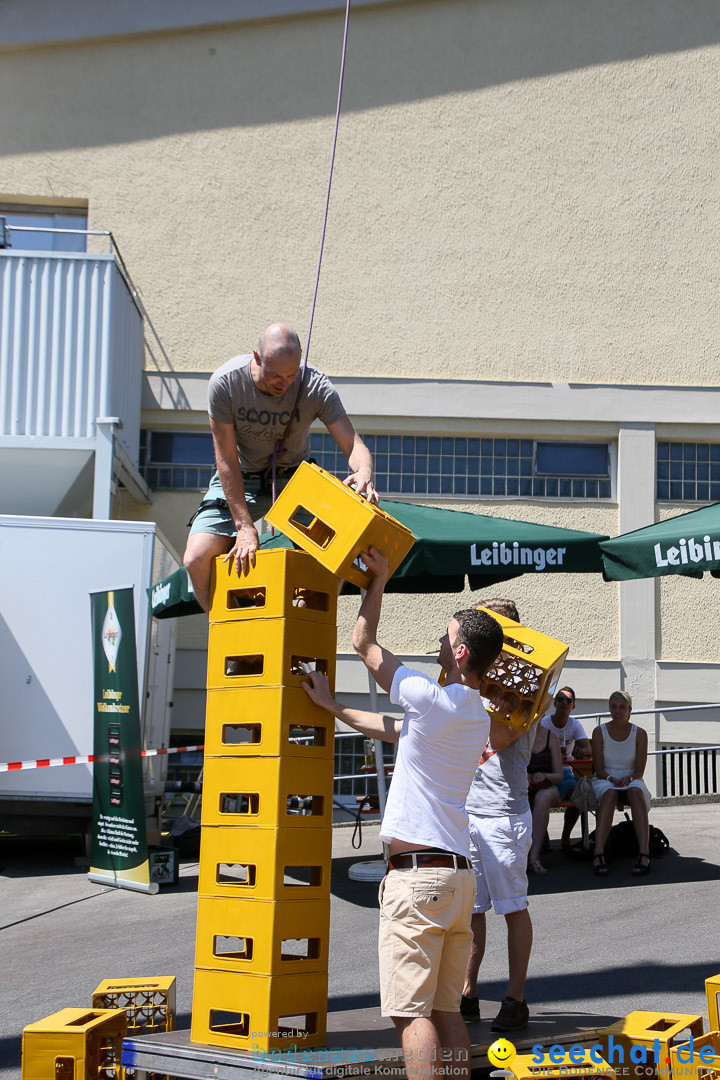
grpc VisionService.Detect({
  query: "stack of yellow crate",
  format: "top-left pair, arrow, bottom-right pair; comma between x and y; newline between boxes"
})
191,549 -> 338,1053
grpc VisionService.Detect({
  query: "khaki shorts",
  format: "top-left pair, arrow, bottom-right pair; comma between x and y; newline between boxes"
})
378,866 -> 476,1018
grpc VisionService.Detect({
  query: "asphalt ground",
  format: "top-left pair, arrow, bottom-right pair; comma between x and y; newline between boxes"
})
3,802 -> 720,1079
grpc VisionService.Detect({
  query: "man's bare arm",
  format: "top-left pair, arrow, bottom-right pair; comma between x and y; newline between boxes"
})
302,671 -> 402,742
326,416 -> 377,503
210,417 -> 259,575
352,549 -> 401,694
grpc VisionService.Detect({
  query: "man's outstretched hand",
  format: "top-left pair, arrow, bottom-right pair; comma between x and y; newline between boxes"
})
359,546 -> 389,584
223,523 -> 260,576
301,670 -> 337,714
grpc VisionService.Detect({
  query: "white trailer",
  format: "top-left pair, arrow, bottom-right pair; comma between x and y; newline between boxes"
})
0,515 -> 178,835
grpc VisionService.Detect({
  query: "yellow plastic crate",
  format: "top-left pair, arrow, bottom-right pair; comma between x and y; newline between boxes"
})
204,686 -> 335,760
265,462 -> 415,589
194,896 -> 330,976
197,825 -> 331,902
206,618 -> 337,692
670,1030 -> 720,1080
91,976 -> 176,1034
22,1008 -> 126,1080
209,549 -> 337,626
201,756 -> 334,829
508,1051 -> 614,1080
475,607 -> 569,732
600,1012 -> 704,1080
191,968 -> 328,1052
708,975 -> 720,1034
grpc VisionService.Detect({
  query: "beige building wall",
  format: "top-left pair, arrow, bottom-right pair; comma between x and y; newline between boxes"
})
4,0 -> 720,776
2,0 -> 720,385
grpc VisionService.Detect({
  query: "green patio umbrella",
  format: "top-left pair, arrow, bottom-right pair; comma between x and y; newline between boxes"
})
148,500 -> 608,618
600,502 -> 720,581
260,498 -> 609,594
147,565 -> 201,619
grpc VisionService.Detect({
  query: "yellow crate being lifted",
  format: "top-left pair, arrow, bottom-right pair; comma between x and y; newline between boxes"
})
22,1008 -> 126,1080
265,462 -> 415,589
475,607 -> 569,732
91,976 -> 176,1034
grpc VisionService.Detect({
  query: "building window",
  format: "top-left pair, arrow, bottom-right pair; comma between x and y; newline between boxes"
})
656,442 -> 720,503
311,434 -> 612,499
140,431 -> 215,491
140,429 -> 613,500
0,203 -> 88,252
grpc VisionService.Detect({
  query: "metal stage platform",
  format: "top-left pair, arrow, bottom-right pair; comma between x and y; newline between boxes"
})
122,1003 -> 621,1079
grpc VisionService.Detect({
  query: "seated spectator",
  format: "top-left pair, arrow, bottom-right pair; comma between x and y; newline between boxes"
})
540,686 -> 591,850
591,690 -> 651,877
526,724 -> 563,875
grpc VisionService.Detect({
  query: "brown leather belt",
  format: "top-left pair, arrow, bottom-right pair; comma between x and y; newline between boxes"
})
386,850 -> 471,872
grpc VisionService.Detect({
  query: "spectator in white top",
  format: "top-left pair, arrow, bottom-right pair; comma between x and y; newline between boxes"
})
539,686 -> 592,853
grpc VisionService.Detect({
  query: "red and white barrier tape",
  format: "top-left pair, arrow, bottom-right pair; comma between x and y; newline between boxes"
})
0,745 -> 204,773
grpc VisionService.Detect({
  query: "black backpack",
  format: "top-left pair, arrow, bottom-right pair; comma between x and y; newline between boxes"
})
606,813 -> 670,858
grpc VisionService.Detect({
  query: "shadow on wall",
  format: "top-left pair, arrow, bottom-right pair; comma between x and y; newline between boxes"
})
2,0 -> 720,153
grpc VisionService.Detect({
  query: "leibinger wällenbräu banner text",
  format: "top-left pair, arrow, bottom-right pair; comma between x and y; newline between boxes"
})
88,588 -> 156,894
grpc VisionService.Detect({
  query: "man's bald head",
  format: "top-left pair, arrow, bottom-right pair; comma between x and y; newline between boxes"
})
257,323 -> 302,363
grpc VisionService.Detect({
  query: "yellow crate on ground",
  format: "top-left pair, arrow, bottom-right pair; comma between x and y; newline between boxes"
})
670,1030 -> 720,1080
708,975 -> 720,1033
201,756 -> 334,829
209,549 -> 337,626
194,896 -> 330,976
91,976 -> 176,1034
191,968 -> 327,1052
600,1012 -> 704,1080
475,608 -> 569,732
265,462 -> 415,589
204,686 -> 335,760
508,1050 -> 615,1080
22,1008 -> 126,1080
197,825 -> 331,902
206,617 -> 337,691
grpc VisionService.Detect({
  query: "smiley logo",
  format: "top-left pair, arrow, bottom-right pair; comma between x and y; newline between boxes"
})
488,1039 -> 517,1068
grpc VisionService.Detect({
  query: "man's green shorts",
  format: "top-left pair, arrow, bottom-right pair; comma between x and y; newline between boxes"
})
188,470 -> 295,537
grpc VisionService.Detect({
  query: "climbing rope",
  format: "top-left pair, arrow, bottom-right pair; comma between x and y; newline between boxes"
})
270,0 -> 353,503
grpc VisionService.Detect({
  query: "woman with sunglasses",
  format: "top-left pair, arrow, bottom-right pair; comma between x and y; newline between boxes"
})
540,687 -> 592,851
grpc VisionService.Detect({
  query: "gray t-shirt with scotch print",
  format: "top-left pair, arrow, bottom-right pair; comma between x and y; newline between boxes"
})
207,354 -> 347,473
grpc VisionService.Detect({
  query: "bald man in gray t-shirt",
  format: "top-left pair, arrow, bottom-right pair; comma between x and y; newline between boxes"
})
183,323 -> 375,611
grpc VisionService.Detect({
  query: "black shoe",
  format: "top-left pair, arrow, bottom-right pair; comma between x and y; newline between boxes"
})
491,997 -> 529,1031
460,994 -> 480,1020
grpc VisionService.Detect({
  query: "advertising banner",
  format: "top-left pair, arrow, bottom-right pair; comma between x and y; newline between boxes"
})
88,588 -> 157,894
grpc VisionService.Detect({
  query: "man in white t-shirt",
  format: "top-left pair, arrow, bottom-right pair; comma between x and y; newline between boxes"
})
303,549 -> 505,1080
538,686 -> 591,854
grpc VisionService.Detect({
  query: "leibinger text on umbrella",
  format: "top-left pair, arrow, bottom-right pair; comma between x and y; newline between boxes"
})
471,542 -> 567,572
654,534 -> 720,568
151,582 -> 172,607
